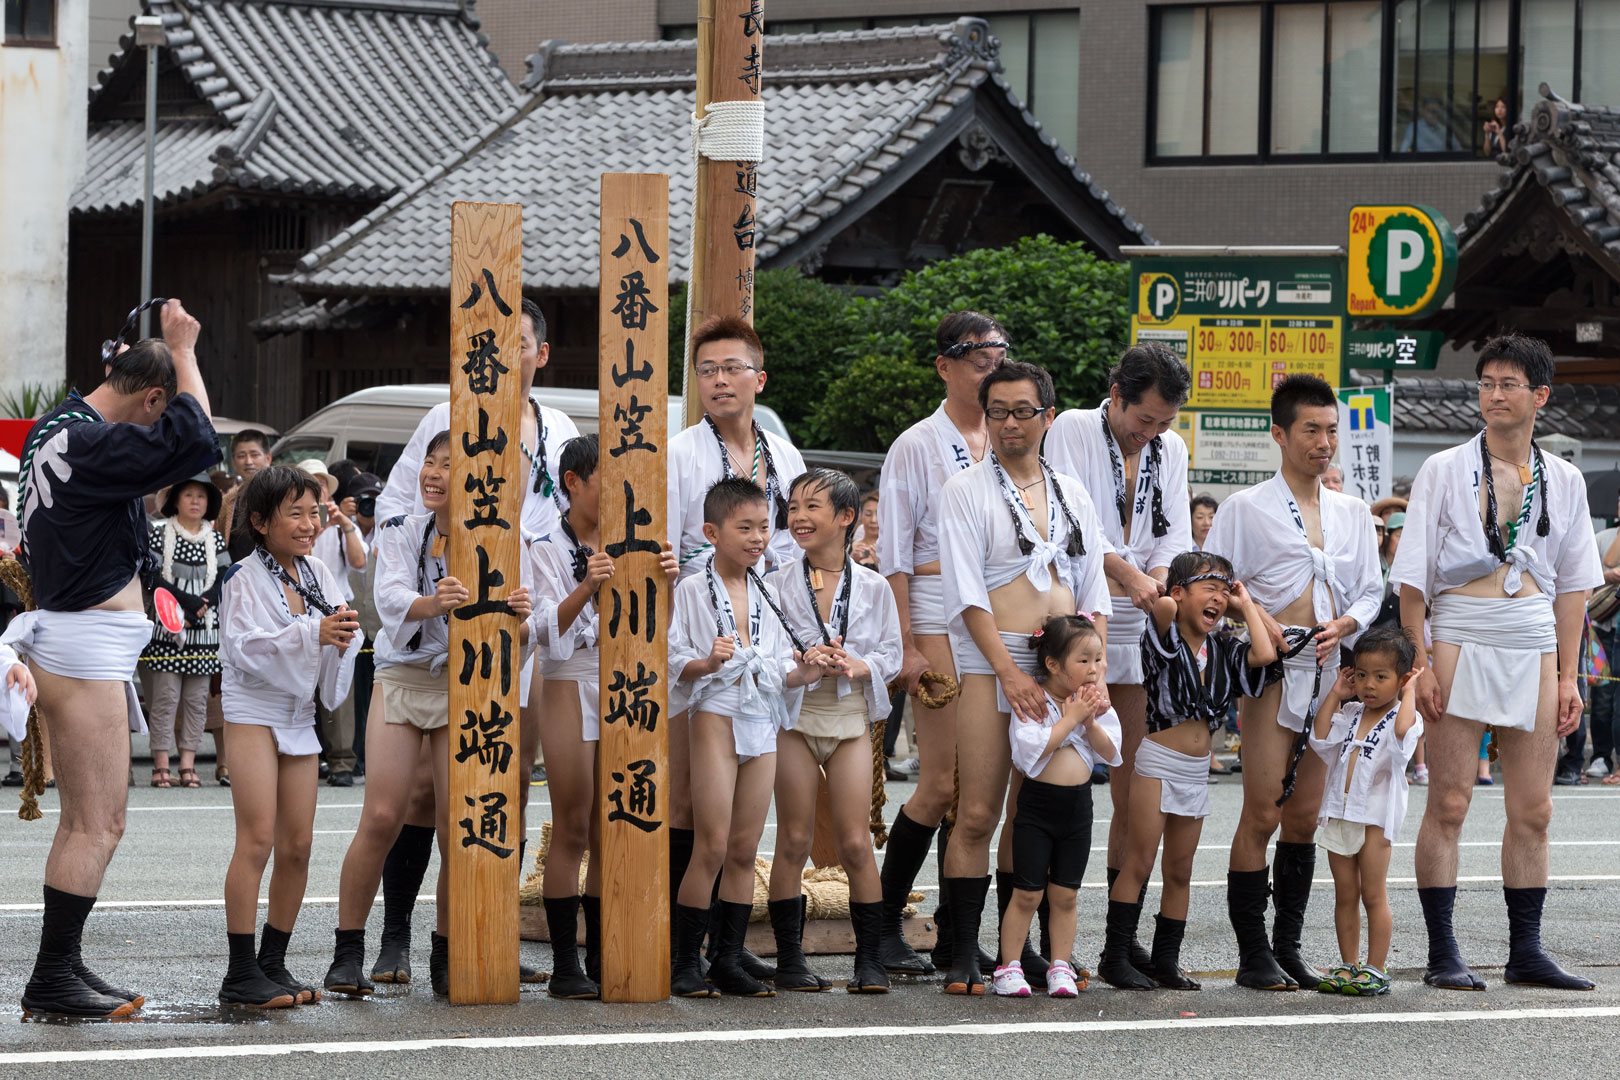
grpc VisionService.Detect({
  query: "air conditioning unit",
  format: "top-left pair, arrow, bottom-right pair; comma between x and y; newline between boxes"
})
1540,433 -> 1582,468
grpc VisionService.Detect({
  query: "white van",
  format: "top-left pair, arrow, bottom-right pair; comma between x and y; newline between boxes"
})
269,384 -> 792,483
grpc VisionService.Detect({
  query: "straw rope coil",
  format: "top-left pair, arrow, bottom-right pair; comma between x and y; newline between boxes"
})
0,559 -> 45,821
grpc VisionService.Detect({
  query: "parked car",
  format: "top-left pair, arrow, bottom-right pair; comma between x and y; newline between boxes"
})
270,384 -> 793,484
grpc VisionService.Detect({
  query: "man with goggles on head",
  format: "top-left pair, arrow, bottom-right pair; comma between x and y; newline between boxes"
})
873,312 -> 1009,981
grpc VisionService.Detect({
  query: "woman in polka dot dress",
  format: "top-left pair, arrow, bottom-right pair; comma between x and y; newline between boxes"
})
142,475 -> 229,788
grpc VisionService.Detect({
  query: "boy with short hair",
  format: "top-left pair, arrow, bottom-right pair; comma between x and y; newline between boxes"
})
1310,627 -> 1423,996
668,478 -> 829,997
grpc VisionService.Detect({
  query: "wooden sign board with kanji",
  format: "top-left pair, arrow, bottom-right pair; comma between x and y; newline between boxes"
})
447,200 -> 524,1005
597,173 -> 672,1002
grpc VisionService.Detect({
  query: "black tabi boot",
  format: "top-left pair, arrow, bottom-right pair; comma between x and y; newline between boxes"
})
706,882 -> 775,983
1098,900 -> 1156,990
1502,887 -> 1595,990
1229,868 -> 1296,990
1103,867 -> 1155,975
517,840 -> 545,985
1149,914 -> 1201,990
878,807 -> 937,975
708,900 -> 774,997
323,927 -> 374,996
997,870 -> 1050,990
941,875 -> 989,995
258,923 -> 319,1004
429,932 -> 450,997
371,822 -> 433,984
582,894 -> 602,986
768,896 -> 828,991
671,902 -> 718,998
848,900 -> 891,993
219,931 -> 296,1008
21,886 -> 136,1018
669,828 -> 707,977
1417,885 -> 1486,991
543,896 -> 599,999
54,889 -> 144,1010
1271,841 -> 1323,987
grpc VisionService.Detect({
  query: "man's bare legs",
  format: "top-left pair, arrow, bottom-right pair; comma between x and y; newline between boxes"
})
940,674 -> 1009,992
22,670 -> 142,1016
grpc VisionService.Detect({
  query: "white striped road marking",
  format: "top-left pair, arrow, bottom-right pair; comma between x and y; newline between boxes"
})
1,1006 -> 1616,1065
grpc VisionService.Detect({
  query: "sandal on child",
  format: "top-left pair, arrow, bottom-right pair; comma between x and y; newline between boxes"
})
1343,965 -> 1391,996
1317,965 -> 1357,993
150,768 -> 174,789
215,766 -> 231,787
178,768 -> 202,789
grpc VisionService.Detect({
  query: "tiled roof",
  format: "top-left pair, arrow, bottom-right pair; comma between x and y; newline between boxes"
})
73,0 -> 518,216
271,19 -> 1151,298
1395,375 -> 1620,439
1460,83 -> 1620,260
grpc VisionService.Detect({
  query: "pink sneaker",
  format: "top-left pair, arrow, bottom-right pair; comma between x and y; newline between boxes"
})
1047,959 -> 1083,998
992,962 -> 1031,997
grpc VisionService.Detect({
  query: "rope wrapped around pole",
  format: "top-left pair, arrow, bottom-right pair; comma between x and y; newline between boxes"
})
0,559 -> 46,822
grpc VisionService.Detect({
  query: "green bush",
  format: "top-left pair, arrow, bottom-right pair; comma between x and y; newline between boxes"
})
669,236 -> 1131,452
666,267 -> 857,443
808,236 -> 1129,450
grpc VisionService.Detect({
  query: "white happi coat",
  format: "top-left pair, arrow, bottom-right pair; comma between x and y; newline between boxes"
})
766,555 -> 902,726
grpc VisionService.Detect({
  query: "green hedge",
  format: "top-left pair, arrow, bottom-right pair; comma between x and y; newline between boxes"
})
668,235 -> 1130,452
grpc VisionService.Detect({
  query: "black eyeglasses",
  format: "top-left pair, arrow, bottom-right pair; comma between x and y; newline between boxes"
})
985,405 -> 1044,421
101,297 -> 169,362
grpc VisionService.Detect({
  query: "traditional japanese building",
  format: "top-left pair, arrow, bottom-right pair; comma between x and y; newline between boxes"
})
261,18 -> 1150,396
69,0 -> 519,427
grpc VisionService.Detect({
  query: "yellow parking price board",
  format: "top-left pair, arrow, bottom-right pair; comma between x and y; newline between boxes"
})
1173,314 -> 1341,410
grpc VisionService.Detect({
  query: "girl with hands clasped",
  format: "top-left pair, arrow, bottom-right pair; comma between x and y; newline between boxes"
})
995,616 -> 1121,998
324,432 -> 532,1000
765,470 -> 902,995
217,466 -> 362,1008
1101,552 -> 1281,992
527,434 -> 678,999
1309,628 -> 1423,997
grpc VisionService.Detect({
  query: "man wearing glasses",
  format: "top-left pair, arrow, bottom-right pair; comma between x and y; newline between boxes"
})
873,313 -> 1008,979
1044,342 -> 1191,973
935,361 -> 1111,994
663,313 -> 806,985
1390,334 -> 1602,992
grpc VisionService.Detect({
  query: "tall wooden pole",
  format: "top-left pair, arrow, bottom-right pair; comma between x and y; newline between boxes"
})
685,0 -> 762,428
597,173 -> 673,1002
446,200 -> 524,1005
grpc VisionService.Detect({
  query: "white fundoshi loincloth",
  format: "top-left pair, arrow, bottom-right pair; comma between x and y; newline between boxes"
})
1430,592 -> 1556,732
909,574 -> 948,637
2,609 -> 152,735
1133,737 -> 1212,819
1277,626 -> 1338,734
1106,598 -> 1147,685
952,629 -> 1038,713
543,648 -> 601,743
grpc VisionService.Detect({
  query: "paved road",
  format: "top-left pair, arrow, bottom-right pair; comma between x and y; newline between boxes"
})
1,767 -> 1617,1079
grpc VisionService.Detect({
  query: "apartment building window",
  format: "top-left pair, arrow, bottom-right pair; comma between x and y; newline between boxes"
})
1151,0 -> 1617,164
4,0 -> 56,45
661,10 -> 1082,152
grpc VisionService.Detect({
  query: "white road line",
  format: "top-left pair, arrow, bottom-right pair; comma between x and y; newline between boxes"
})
4,872 -> 1616,912
3,1006 -> 1616,1065
905,874 -> 1620,893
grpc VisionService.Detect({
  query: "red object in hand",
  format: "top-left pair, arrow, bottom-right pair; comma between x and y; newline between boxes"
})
153,588 -> 185,634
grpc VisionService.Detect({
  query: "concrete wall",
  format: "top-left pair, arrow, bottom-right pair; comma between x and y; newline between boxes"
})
478,0 -> 661,78
1,0 -> 89,405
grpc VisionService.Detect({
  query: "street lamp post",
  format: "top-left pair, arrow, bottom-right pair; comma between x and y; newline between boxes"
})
133,15 -> 164,339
